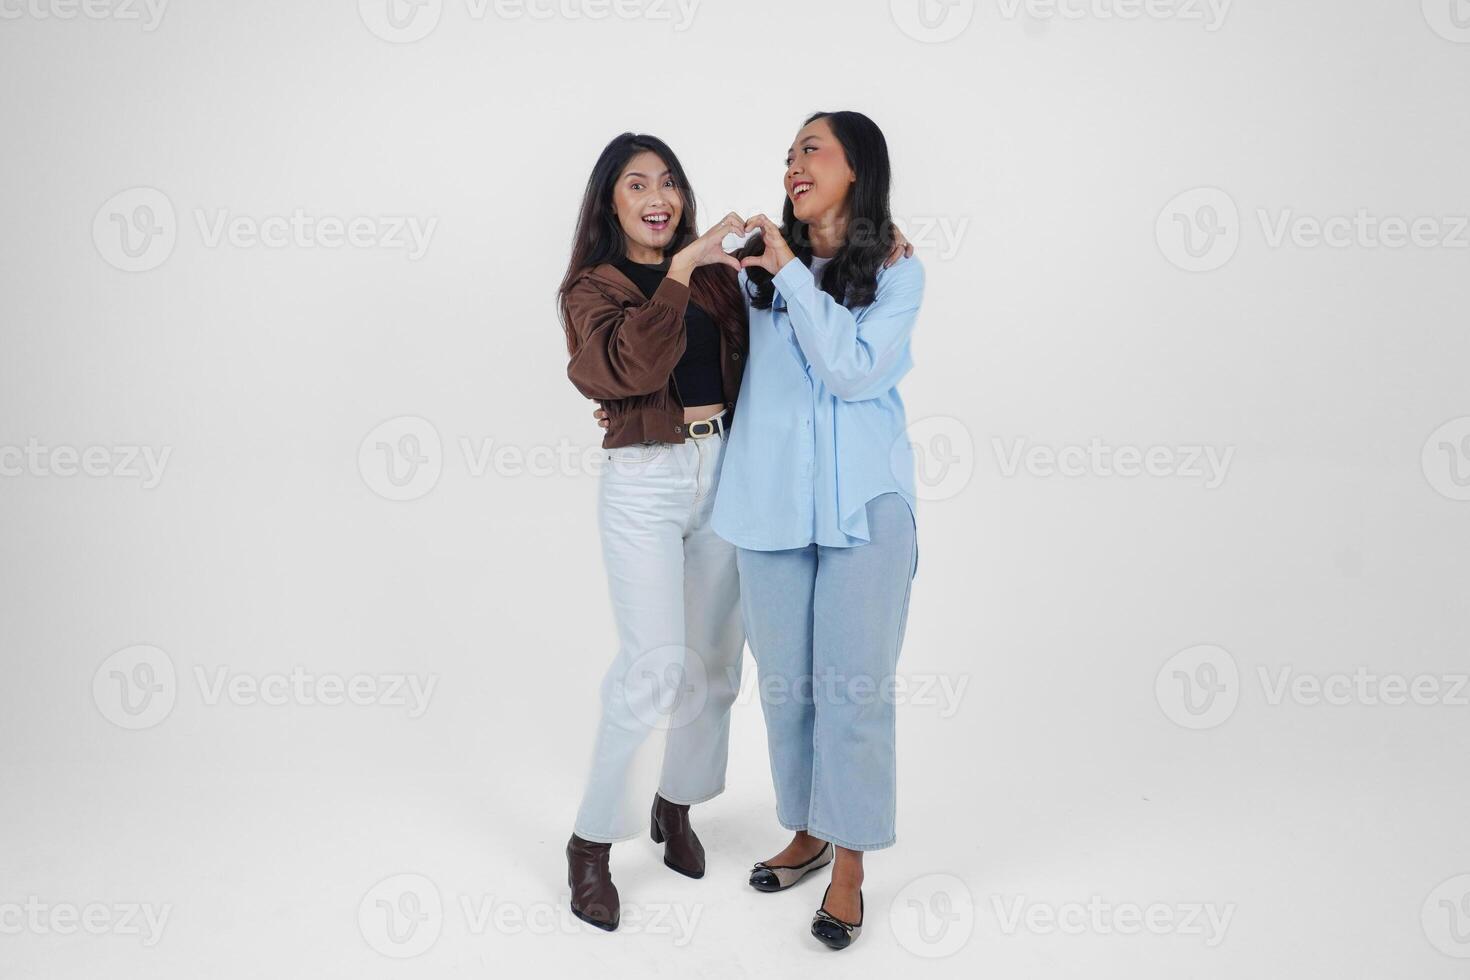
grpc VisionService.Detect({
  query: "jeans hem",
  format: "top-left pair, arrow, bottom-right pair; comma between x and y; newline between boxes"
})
657,784 -> 726,807
807,828 -> 896,852
571,825 -> 644,845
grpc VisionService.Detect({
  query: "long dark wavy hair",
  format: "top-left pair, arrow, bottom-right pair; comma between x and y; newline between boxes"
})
558,132 -> 743,355
740,110 -> 896,312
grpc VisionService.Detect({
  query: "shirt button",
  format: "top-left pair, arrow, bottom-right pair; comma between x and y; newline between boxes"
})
731,351 -> 741,360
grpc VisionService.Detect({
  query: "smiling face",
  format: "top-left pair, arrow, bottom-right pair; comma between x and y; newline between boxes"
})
785,116 -> 856,226
612,150 -> 683,262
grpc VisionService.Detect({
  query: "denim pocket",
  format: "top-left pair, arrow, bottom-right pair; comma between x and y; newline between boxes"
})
605,440 -> 667,465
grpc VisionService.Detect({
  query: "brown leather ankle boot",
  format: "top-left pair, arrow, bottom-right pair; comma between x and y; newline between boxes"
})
566,833 -> 619,931
650,794 -> 705,879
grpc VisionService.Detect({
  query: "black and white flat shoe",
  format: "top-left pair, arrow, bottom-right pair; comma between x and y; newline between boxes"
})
748,841 -> 834,892
810,884 -> 863,950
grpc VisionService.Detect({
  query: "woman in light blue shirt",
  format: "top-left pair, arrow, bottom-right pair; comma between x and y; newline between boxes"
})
712,110 -> 923,951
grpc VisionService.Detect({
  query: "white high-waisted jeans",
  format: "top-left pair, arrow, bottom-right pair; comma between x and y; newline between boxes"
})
573,424 -> 745,843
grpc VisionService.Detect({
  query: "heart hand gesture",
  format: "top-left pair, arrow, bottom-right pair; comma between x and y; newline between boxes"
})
738,214 -> 795,275
669,212 -> 747,280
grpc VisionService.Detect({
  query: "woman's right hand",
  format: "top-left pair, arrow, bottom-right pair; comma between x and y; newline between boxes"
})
668,212 -> 746,281
594,407 -> 609,429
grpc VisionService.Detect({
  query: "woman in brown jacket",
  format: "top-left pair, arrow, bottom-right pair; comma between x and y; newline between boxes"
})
557,132 -> 750,932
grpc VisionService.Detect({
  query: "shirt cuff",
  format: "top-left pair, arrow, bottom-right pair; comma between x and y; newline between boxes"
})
773,256 -> 813,296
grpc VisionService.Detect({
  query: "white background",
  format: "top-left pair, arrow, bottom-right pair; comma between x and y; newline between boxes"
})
2,0 -> 1469,977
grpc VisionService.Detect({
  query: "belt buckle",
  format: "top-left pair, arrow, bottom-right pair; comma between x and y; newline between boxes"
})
687,420 -> 714,438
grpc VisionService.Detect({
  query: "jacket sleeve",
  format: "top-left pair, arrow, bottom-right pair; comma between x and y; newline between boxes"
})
565,275 -> 690,399
773,256 -> 923,402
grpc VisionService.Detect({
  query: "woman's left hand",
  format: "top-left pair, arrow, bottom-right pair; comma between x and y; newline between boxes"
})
885,225 -> 915,268
740,214 -> 795,275
740,214 -> 914,272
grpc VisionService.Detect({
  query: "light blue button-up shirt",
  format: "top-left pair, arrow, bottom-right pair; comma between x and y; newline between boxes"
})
711,254 -> 923,550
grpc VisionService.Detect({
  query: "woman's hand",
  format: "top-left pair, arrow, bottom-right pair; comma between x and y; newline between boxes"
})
739,214 -> 795,275
594,406 -> 609,429
885,225 -> 915,268
737,215 -> 912,272
668,212 -> 746,283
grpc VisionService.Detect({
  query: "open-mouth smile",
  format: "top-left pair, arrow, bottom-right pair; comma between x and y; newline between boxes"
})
642,212 -> 672,231
791,181 -> 814,201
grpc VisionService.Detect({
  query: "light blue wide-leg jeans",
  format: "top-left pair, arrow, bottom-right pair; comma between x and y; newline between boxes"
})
735,492 -> 918,851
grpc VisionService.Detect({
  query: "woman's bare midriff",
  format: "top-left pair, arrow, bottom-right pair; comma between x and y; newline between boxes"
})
683,403 -> 725,424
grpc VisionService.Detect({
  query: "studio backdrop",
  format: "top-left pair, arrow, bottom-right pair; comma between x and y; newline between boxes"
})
2,1 -> 1468,977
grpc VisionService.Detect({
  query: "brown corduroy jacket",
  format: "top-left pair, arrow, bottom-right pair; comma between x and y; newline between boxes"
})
564,263 -> 749,448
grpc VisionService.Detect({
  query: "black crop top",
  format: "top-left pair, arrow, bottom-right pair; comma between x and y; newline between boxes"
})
614,257 -> 725,407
